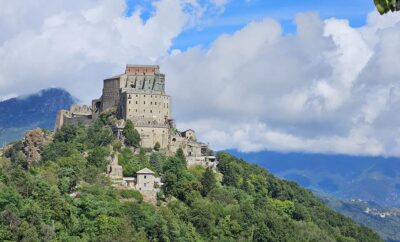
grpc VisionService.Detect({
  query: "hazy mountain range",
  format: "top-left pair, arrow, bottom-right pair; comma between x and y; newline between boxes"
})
320,194 -> 400,242
0,88 -> 75,146
228,150 -> 400,241
228,150 -> 400,207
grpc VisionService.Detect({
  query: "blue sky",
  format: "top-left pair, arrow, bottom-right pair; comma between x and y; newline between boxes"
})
127,0 -> 376,50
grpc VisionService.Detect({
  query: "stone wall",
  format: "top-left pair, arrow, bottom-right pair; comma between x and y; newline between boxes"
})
169,132 -> 203,157
136,173 -> 156,191
63,114 -> 92,127
121,91 -> 171,125
137,126 -> 169,149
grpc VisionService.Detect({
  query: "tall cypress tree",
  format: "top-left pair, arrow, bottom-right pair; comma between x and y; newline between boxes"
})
123,120 -> 141,147
200,168 -> 217,196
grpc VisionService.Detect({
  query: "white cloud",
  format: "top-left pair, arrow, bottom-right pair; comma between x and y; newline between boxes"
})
0,0 -> 214,102
1,1 -> 400,156
163,12 -> 400,156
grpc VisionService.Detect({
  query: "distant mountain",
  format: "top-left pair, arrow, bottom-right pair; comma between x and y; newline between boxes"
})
0,88 -> 76,145
227,150 -> 400,241
227,150 -> 400,207
320,194 -> 400,242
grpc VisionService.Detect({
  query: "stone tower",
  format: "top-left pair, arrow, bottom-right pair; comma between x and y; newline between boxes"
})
92,65 -> 171,149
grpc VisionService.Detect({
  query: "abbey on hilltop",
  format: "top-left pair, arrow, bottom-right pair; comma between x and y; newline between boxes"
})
55,65 -> 214,161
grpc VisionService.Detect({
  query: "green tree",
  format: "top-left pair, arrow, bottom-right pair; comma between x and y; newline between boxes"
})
87,121 -> 114,147
176,148 -> 186,161
149,153 -> 162,173
374,0 -> 400,14
87,147 -> 110,168
54,124 -> 81,143
138,148 -> 147,163
200,168 -> 217,196
123,120 -> 141,147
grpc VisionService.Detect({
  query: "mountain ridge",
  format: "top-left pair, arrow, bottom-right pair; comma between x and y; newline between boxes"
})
228,149 -> 400,207
0,88 -> 76,145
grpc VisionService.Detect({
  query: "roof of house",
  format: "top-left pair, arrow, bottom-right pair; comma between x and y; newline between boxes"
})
136,168 -> 155,174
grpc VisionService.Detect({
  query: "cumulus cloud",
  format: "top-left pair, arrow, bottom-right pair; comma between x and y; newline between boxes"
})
1,1 -> 400,156
0,0 -> 217,101
163,11 -> 400,156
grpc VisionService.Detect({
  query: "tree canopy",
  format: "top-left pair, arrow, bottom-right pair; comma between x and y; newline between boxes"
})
123,120 -> 141,147
0,119 -> 383,241
374,0 -> 400,14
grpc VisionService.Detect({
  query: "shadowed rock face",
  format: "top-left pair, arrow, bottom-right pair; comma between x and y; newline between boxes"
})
22,128 -> 52,168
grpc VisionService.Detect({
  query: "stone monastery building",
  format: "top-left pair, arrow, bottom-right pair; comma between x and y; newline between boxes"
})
55,65 -> 209,158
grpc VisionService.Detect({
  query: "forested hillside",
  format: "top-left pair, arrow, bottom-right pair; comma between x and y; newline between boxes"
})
0,115 -> 382,241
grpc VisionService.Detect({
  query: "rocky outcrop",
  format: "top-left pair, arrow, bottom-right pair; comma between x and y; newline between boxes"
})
23,129 -> 52,167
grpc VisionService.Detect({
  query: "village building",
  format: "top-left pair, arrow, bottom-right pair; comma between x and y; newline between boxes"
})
122,168 -> 162,191
105,153 -> 162,192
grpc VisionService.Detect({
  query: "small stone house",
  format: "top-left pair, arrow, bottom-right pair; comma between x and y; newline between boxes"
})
136,168 -> 157,191
121,168 -> 162,191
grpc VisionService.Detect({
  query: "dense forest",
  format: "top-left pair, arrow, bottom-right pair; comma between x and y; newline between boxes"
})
0,114 -> 382,241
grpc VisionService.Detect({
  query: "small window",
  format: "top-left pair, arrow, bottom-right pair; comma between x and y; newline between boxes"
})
144,175 -> 147,179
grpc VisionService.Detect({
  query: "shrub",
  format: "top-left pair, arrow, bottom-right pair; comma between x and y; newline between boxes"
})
120,190 -> 143,202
